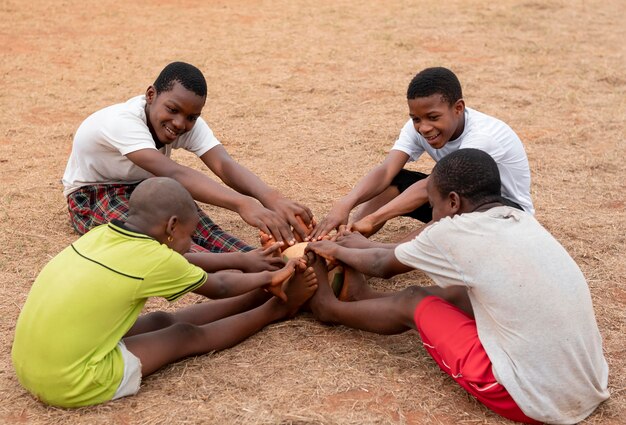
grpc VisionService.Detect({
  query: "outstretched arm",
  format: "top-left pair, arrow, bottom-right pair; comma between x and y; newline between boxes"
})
193,257 -> 307,301
185,242 -> 286,273
201,146 -> 314,244
307,240 -> 412,278
350,177 -> 429,237
310,150 -> 409,240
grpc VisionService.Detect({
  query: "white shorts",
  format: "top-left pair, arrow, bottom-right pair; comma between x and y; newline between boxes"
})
112,341 -> 142,400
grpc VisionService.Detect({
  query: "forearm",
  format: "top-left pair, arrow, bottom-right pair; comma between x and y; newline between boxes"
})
169,166 -> 254,214
219,159 -> 279,205
334,246 -> 399,278
185,252 -> 248,273
362,179 -> 429,226
196,270 -> 274,299
341,168 -> 394,211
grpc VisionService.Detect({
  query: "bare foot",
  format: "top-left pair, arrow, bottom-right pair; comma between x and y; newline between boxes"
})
265,258 -> 306,302
307,252 -> 338,323
338,267 -> 376,301
280,266 -> 318,318
350,215 -> 379,238
259,230 -> 275,249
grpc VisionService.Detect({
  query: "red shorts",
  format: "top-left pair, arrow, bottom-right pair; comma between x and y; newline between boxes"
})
414,296 -> 540,424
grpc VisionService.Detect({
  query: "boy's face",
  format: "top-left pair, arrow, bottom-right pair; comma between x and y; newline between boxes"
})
426,176 -> 458,222
408,94 -> 464,149
145,82 -> 206,144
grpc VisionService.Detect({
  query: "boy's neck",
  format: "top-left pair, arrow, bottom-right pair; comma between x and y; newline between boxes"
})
117,218 -> 152,238
470,200 -> 504,214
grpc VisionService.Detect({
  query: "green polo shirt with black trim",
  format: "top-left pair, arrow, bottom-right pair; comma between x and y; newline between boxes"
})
12,221 -> 207,407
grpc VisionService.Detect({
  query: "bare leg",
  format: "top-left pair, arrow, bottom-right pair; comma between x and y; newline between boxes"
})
338,265 -> 390,301
125,289 -> 272,337
308,252 -> 474,332
308,253 -> 420,334
124,267 -> 318,376
339,264 -> 472,317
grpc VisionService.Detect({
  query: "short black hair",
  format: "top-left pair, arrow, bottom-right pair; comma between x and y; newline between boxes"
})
431,148 -> 502,205
153,62 -> 207,97
406,67 -> 462,105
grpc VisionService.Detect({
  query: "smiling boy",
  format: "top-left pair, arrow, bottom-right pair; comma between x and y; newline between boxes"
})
311,67 -> 533,239
63,61 -> 313,254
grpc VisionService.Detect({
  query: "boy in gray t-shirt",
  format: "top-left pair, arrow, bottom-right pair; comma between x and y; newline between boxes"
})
307,149 -> 608,424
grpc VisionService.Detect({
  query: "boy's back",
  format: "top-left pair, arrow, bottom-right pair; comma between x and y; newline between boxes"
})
12,221 -> 207,407
395,206 -> 609,423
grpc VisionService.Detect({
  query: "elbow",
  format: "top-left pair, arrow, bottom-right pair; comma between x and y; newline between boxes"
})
374,255 -> 399,279
215,283 -> 230,299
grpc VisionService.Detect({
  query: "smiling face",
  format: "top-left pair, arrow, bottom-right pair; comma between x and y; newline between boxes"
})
145,81 -> 206,144
408,94 -> 465,149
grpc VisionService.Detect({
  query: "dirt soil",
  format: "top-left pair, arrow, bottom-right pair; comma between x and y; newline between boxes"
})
1,0 -> 624,424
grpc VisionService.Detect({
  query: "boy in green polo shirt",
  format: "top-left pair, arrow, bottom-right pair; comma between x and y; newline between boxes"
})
12,177 -> 318,408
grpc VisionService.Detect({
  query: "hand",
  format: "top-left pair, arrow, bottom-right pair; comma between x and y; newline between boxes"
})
335,231 -> 373,249
238,199 -> 295,245
309,200 -> 351,241
306,240 -> 339,265
241,242 -> 286,272
264,196 -> 315,243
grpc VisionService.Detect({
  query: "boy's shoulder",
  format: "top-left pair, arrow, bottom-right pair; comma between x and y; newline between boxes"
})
82,95 -> 146,127
73,222 -> 179,278
464,107 -> 511,131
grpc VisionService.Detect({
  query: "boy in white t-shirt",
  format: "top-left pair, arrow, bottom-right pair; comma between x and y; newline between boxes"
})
63,61 -> 313,259
306,149 -> 608,424
311,67 -> 533,240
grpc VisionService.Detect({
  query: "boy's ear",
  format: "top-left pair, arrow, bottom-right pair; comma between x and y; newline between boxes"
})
146,86 -> 157,104
448,191 -> 462,215
165,216 -> 178,237
453,99 -> 465,115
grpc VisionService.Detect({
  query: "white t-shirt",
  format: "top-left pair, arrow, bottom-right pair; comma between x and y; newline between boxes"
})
395,207 -> 609,424
62,95 -> 221,196
392,108 -> 534,214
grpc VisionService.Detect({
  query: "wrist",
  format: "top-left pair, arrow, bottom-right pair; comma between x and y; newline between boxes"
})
235,196 -> 258,214
257,189 -> 282,209
335,197 -> 355,214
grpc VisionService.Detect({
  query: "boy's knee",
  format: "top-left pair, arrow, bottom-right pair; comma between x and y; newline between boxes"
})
397,286 -> 428,309
169,322 -> 204,344
402,285 -> 427,298
145,311 -> 177,329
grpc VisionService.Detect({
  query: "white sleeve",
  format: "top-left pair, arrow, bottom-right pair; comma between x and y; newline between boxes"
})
101,112 -> 158,156
390,119 -> 425,162
460,132 -> 506,162
173,117 -> 221,157
394,224 -> 466,288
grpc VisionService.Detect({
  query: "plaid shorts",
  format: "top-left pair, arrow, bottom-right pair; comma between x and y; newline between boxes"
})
67,183 -> 253,253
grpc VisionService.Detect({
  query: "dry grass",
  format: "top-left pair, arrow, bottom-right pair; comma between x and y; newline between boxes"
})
1,0 -> 624,423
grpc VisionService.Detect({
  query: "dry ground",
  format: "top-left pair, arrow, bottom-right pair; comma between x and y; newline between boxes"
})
1,0 -> 624,424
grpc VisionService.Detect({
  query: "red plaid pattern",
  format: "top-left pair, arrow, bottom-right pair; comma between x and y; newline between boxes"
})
67,183 -> 253,253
